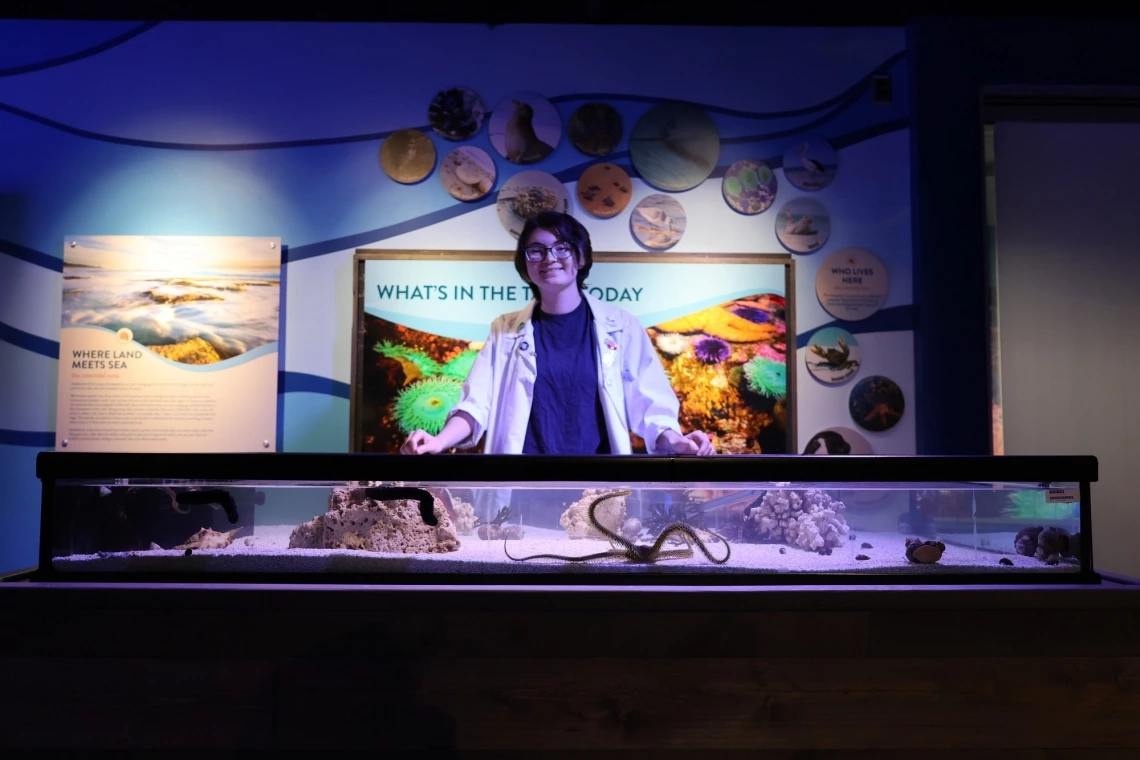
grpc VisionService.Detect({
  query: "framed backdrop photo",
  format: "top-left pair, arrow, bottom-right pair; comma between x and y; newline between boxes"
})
351,251 -> 795,455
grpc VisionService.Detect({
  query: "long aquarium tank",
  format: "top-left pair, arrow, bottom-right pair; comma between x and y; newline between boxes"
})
32,453 -> 1097,584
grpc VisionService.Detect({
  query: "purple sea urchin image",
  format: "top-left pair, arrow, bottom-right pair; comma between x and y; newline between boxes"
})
693,336 -> 731,364
732,305 -> 771,324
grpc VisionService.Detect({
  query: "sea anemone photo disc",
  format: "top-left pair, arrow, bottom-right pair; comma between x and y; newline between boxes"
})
722,159 -> 778,215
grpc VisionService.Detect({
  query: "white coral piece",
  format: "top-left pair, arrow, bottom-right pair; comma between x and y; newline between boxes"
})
560,488 -> 627,540
655,332 -> 688,356
450,496 -> 477,536
746,489 -> 848,551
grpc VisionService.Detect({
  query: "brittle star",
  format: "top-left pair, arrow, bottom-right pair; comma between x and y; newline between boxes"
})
503,489 -> 730,564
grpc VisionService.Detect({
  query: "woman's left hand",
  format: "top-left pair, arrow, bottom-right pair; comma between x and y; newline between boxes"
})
657,429 -> 716,456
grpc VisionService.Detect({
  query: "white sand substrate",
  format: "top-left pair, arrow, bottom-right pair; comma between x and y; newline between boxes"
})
53,525 -> 1078,577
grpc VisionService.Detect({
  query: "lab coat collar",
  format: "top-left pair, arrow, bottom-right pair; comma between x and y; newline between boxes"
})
582,291 -> 625,335
514,291 -> 624,334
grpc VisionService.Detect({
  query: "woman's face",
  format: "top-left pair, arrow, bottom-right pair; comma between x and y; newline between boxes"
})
524,227 -> 581,297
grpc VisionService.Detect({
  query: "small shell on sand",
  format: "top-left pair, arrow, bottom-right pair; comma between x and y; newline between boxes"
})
905,538 -> 945,564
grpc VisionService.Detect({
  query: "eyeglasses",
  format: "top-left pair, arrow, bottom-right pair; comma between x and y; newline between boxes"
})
523,242 -> 575,262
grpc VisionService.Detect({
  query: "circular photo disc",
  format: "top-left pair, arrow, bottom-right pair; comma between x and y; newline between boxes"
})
439,146 -> 496,202
722,159 -> 778,215
630,194 -> 686,250
815,247 -> 889,321
849,375 -> 905,433
380,129 -> 437,184
803,426 -> 873,455
568,102 -> 623,157
489,92 -> 563,165
776,197 -> 831,254
629,102 -> 720,192
428,86 -> 485,141
577,162 -> 632,219
804,326 -> 861,385
783,134 -> 838,191
496,170 -> 570,238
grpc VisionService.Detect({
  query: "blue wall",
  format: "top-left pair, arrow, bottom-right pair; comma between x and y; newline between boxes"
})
0,21 -> 913,573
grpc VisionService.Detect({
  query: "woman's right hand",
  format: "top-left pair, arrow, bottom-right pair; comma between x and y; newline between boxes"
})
400,430 -> 444,455
398,413 -> 472,455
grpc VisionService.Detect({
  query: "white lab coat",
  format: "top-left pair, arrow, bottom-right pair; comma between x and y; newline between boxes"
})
448,292 -> 682,454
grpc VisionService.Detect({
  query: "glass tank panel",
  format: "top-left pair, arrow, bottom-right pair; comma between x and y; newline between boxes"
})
34,453 -> 1096,583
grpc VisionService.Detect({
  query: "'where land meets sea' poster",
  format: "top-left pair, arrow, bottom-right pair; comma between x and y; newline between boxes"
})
56,235 -> 281,453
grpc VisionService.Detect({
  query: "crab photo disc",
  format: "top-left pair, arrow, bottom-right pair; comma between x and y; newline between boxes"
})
804,326 -> 861,385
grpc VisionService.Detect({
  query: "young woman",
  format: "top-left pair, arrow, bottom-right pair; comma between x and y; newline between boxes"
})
400,211 -> 714,456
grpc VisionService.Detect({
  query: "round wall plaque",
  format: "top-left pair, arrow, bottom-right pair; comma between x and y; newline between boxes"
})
815,247 -> 889,321
380,129 -> 437,184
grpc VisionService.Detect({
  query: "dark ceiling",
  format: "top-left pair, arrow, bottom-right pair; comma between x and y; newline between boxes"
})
4,2 -> 1140,24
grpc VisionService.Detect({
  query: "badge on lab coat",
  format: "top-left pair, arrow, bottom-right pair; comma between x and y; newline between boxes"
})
602,337 -> 617,366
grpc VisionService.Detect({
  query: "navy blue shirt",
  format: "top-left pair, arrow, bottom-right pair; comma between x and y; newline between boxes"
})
523,299 -> 611,455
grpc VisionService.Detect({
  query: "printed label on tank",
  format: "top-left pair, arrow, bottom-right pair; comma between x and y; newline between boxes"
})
1045,489 -> 1079,503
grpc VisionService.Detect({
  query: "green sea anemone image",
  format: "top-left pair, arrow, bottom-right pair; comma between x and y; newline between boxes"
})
739,166 -> 759,190
742,355 -> 786,398
373,341 -> 442,378
392,376 -> 463,435
441,349 -> 478,381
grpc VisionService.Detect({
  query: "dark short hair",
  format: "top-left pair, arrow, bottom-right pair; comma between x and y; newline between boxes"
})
514,211 -> 593,298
